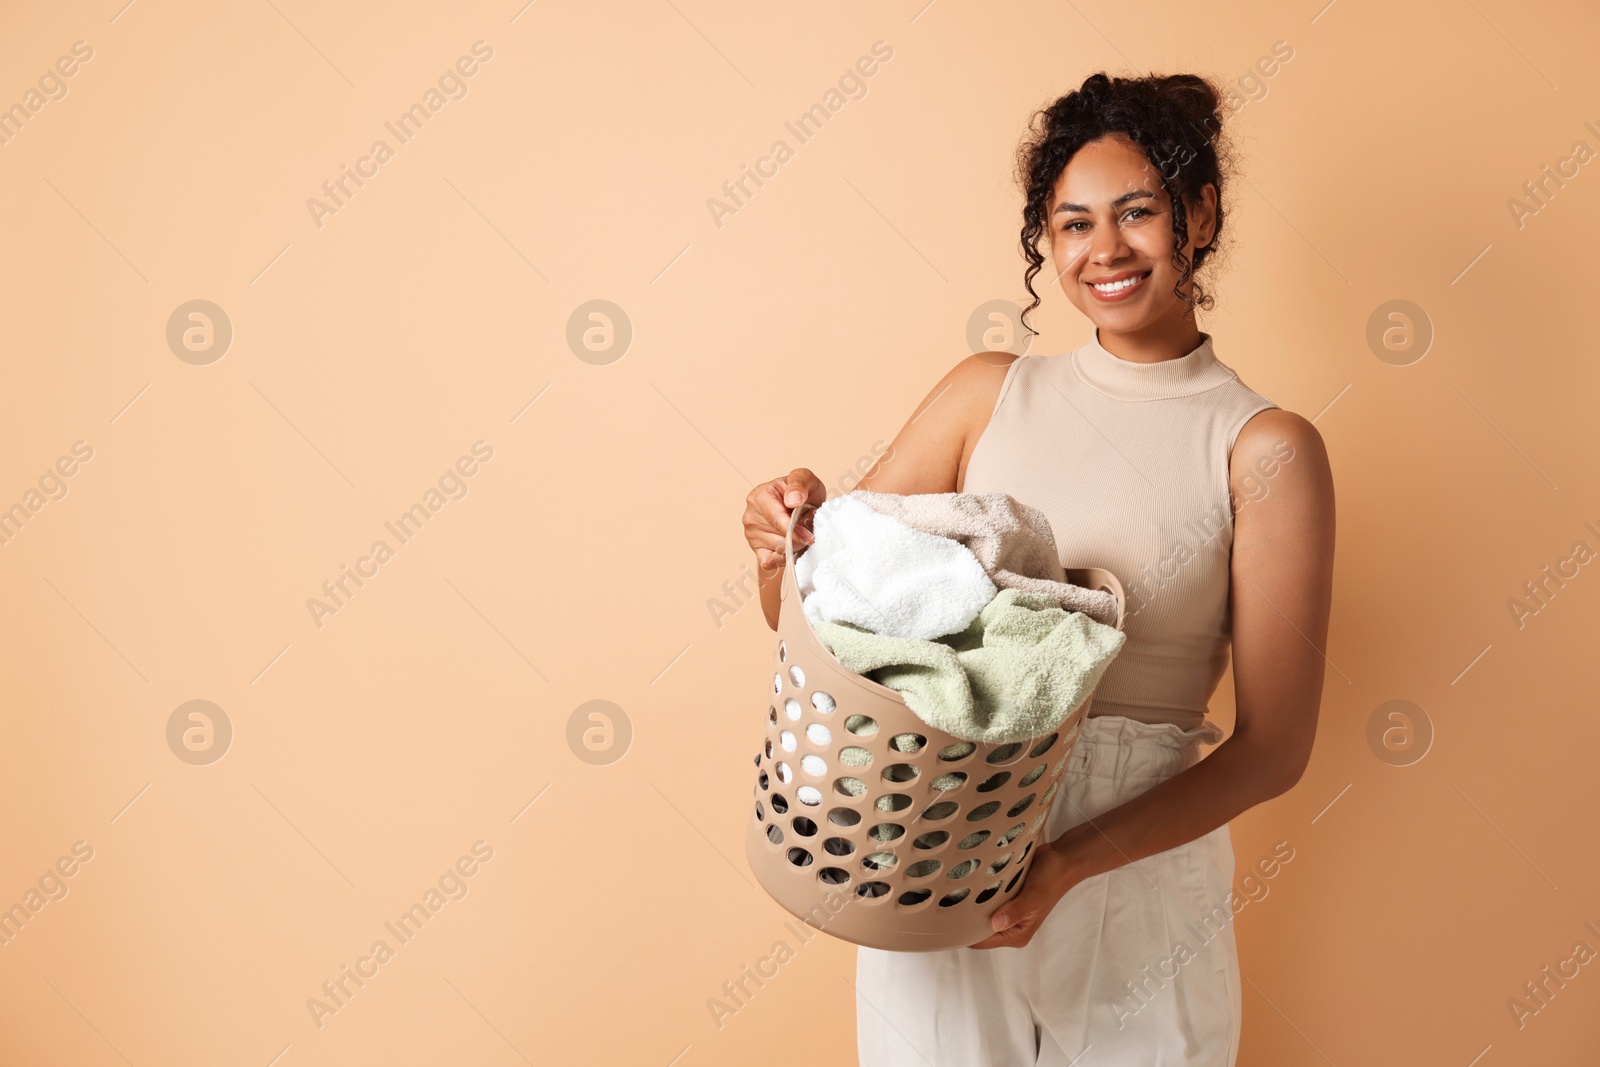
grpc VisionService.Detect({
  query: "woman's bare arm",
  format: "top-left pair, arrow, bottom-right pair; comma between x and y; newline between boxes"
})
855,352 -> 1018,496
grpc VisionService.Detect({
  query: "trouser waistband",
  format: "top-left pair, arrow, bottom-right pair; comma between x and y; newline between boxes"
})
1068,713 -> 1224,779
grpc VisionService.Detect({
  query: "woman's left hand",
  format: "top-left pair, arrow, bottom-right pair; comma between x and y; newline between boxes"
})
966,839 -> 1080,949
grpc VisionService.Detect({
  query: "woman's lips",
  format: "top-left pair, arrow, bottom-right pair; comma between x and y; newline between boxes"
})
1086,270 -> 1151,301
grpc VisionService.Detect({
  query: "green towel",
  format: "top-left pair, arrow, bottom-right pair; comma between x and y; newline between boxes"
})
812,587 -> 1126,744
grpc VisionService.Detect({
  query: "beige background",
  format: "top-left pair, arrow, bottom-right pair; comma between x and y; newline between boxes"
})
1,0 -> 1597,1063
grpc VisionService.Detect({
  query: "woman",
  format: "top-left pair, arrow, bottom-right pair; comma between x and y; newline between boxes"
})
741,71 -> 1334,1065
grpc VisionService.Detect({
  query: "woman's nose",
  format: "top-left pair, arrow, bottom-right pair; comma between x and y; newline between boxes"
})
1089,225 -> 1128,263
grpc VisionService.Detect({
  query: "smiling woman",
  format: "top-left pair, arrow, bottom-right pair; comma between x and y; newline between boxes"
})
835,70 -> 1335,1067
1014,76 -> 1236,344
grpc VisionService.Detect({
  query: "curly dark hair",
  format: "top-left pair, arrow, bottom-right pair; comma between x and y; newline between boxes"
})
1013,72 -> 1236,337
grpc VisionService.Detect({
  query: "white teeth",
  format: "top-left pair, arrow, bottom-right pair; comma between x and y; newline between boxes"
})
1091,273 -> 1147,293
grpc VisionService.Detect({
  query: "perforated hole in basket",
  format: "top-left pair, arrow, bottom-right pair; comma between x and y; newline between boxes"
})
1007,793 -> 1037,818
882,763 -> 918,784
839,746 -> 872,768
890,733 -> 927,754
965,801 -> 1000,822
986,742 -> 1023,765
845,714 -> 878,737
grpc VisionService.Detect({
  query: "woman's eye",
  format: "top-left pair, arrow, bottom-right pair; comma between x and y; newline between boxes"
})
1061,208 -> 1151,234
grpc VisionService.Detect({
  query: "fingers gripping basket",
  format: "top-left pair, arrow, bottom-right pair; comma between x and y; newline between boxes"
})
745,500 -> 1128,952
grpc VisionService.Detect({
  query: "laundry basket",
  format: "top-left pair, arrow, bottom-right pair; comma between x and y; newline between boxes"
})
744,498 -> 1128,952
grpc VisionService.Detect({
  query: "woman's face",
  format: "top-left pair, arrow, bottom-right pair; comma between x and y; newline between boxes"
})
1046,133 -> 1215,335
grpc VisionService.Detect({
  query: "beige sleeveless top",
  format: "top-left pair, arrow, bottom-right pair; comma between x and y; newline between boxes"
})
963,328 -> 1279,731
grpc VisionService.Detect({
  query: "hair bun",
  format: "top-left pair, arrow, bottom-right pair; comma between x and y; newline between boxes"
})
1153,73 -> 1224,143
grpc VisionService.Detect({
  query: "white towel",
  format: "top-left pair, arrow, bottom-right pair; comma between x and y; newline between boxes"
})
796,494 -> 997,641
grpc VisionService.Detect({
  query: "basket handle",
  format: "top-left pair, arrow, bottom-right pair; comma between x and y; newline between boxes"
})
782,498 -> 818,582
1065,566 -> 1128,632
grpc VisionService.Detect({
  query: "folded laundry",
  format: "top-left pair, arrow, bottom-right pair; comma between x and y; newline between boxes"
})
811,586 -> 1127,744
795,493 -> 998,641
848,490 -> 1119,627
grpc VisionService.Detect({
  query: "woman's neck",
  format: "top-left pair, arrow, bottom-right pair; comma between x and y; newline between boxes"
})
1093,316 -> 1204,364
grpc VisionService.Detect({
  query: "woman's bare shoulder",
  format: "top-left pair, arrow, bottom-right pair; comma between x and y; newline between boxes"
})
1230,406 -> 1334,517
953,350 -> 1024,406
1232,407 -> 1328,473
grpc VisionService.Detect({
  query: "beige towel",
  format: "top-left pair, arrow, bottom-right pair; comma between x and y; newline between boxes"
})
847,490 -> 1119,627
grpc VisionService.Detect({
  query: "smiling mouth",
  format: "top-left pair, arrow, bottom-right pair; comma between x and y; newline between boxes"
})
1087,270 -> 1151,295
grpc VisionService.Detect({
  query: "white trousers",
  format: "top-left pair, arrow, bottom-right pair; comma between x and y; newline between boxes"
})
855,715 -> 1241,1067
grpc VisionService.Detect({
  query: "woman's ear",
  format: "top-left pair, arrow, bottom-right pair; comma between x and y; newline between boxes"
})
1193,183 -> 1219,250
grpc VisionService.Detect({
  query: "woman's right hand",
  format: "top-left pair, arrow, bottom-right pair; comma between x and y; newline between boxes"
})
743,468 -> 827,576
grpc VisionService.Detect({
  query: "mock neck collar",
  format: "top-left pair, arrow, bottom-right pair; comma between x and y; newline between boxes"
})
1072,327 -> 1237,401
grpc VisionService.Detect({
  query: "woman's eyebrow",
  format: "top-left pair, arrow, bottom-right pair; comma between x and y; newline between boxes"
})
1053,189 -> 1158,214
